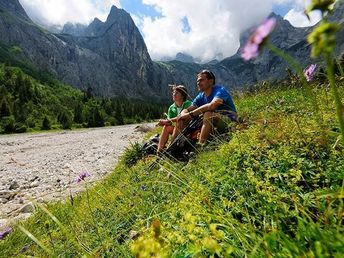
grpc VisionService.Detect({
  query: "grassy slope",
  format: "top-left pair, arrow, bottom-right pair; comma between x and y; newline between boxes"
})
0,82 -> 344,257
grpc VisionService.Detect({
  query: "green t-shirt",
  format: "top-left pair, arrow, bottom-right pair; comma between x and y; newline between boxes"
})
167,100 -> 192,119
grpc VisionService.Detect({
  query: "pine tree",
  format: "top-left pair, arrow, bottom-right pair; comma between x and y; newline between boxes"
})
41,116 -> 51,130
74,103 -> 83,124
58,110 -> 72,129
0,98 -> 11,117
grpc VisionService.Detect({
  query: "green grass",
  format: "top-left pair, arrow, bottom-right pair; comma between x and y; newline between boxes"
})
1,82 -> 343,257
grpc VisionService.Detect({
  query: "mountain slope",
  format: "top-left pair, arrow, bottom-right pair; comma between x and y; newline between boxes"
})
1,0 -> 343,100
162,0 -> 344,91
0,0 -> 164,98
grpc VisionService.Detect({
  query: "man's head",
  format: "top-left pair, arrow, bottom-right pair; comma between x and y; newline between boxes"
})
197,70 -> 216,92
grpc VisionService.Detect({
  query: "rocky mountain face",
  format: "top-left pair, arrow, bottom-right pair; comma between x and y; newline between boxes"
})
162,0 -> 344,92
61,22 -> 87,36
0,0 -> 168,99
0,0 -> 30,22
0,0 -> 343,100
329,0 -> 344,55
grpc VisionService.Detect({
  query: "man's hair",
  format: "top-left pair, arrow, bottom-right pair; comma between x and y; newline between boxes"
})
198,70 -> 216,85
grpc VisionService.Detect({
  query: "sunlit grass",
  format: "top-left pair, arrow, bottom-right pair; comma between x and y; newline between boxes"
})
0,82 -> 343,257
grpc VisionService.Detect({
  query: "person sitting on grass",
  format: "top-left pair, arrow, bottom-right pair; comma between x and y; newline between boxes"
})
156,85 -> 192,153
170,70 -> 237,145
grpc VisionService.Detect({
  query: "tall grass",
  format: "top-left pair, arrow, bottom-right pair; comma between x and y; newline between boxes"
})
0,82 -> 343,257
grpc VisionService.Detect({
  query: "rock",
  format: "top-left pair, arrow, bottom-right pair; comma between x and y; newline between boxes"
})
0,219 -> 9,229
0,198 -> 8,204
134,124 -> 154,133
29,182 -> 39,188
19,203 -> 34,213
0,191 -> 15,200
30,176 -> 39,182
9,181 -> 20,190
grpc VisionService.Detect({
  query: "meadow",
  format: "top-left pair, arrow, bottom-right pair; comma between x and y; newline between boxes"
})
1,77 -> 343,257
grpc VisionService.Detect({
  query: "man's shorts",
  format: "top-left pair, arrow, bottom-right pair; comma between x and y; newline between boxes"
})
214,111 -> 237,134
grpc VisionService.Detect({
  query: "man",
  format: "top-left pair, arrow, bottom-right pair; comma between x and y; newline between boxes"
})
171,70 -> 237,144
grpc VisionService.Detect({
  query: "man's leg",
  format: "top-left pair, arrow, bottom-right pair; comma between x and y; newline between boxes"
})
157,125 -> 174,153
199,112 -> 220,144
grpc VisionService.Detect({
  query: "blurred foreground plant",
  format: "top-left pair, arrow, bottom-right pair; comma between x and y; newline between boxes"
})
241,0 -> 344,144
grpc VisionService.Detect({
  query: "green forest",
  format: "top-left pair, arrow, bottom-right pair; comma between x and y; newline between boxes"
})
0,63 -> 167,134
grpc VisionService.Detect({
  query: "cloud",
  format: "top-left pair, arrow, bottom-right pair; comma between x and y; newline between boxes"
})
137,0 -> 327,62
19,0 -> 121,26
138,0 -> 279,62
284,8 -> 321,27
18,0 -> 324,62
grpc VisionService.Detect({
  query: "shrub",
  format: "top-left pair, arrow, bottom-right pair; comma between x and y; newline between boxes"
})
1,115 -> 15,133
41,116 -> 51,130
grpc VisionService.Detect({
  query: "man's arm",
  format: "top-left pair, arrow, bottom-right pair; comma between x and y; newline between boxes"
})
173,98 -> 223,121
188,98 -> 223,117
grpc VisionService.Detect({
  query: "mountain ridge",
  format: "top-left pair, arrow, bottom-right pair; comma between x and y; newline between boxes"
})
1,0 -> 343,99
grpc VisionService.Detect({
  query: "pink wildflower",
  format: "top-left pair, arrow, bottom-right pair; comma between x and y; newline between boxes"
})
304,64 -> 317,82
75,171 -> 91,183
241,18 -> 276,61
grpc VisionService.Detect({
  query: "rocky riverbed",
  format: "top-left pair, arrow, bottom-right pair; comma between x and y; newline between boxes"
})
0,123 -> 154,229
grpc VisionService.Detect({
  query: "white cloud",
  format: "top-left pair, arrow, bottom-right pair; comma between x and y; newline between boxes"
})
279,0 -> 322,27
18,0 -> 326,62
137,0 -> 327,62
284,8 -> 321,27
139,0 -> 278,62
19,0 -> 121,26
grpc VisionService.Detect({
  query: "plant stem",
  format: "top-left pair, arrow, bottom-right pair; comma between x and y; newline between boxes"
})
325,53 -> 344,144
85,183 -> 104,249
266,43 -> 325,135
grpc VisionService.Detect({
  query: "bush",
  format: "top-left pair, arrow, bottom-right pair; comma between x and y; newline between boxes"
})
41,116 -> 51,130
14,123 -> 27,133
58,110 -> 72,129
122,142 -> 144,167
25,116 -> 36,128
1,116 -> 15,133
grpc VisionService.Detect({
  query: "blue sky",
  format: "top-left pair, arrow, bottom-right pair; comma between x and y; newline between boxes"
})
20,0 -> 322,62
120,0 -> 291,17
120,0 -> 161,19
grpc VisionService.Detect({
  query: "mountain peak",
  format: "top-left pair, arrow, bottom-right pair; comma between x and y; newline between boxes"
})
268,12 -> 283,20
61,22 -> 87,36
93,17 -> 103,24
0,0 -> 31,22
175,52 -> 195,63
106,5 -> 124,21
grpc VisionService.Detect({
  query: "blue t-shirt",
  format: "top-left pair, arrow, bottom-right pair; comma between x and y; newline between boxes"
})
192,85 -> 237,115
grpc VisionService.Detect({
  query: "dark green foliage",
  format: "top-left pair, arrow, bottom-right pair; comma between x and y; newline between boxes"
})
73,103 -> 83,124
0,115 -> 15,133
0,63 -> 167,134
14,122 -> 27,133
122,142 -> 144,167
58,110 -> 73,129
86,104 -> 104,128
0,97 -> 11,117
41,116 -> 51,130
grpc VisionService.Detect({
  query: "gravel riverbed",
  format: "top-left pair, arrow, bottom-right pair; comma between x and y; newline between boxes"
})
0,123 -> 153,229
